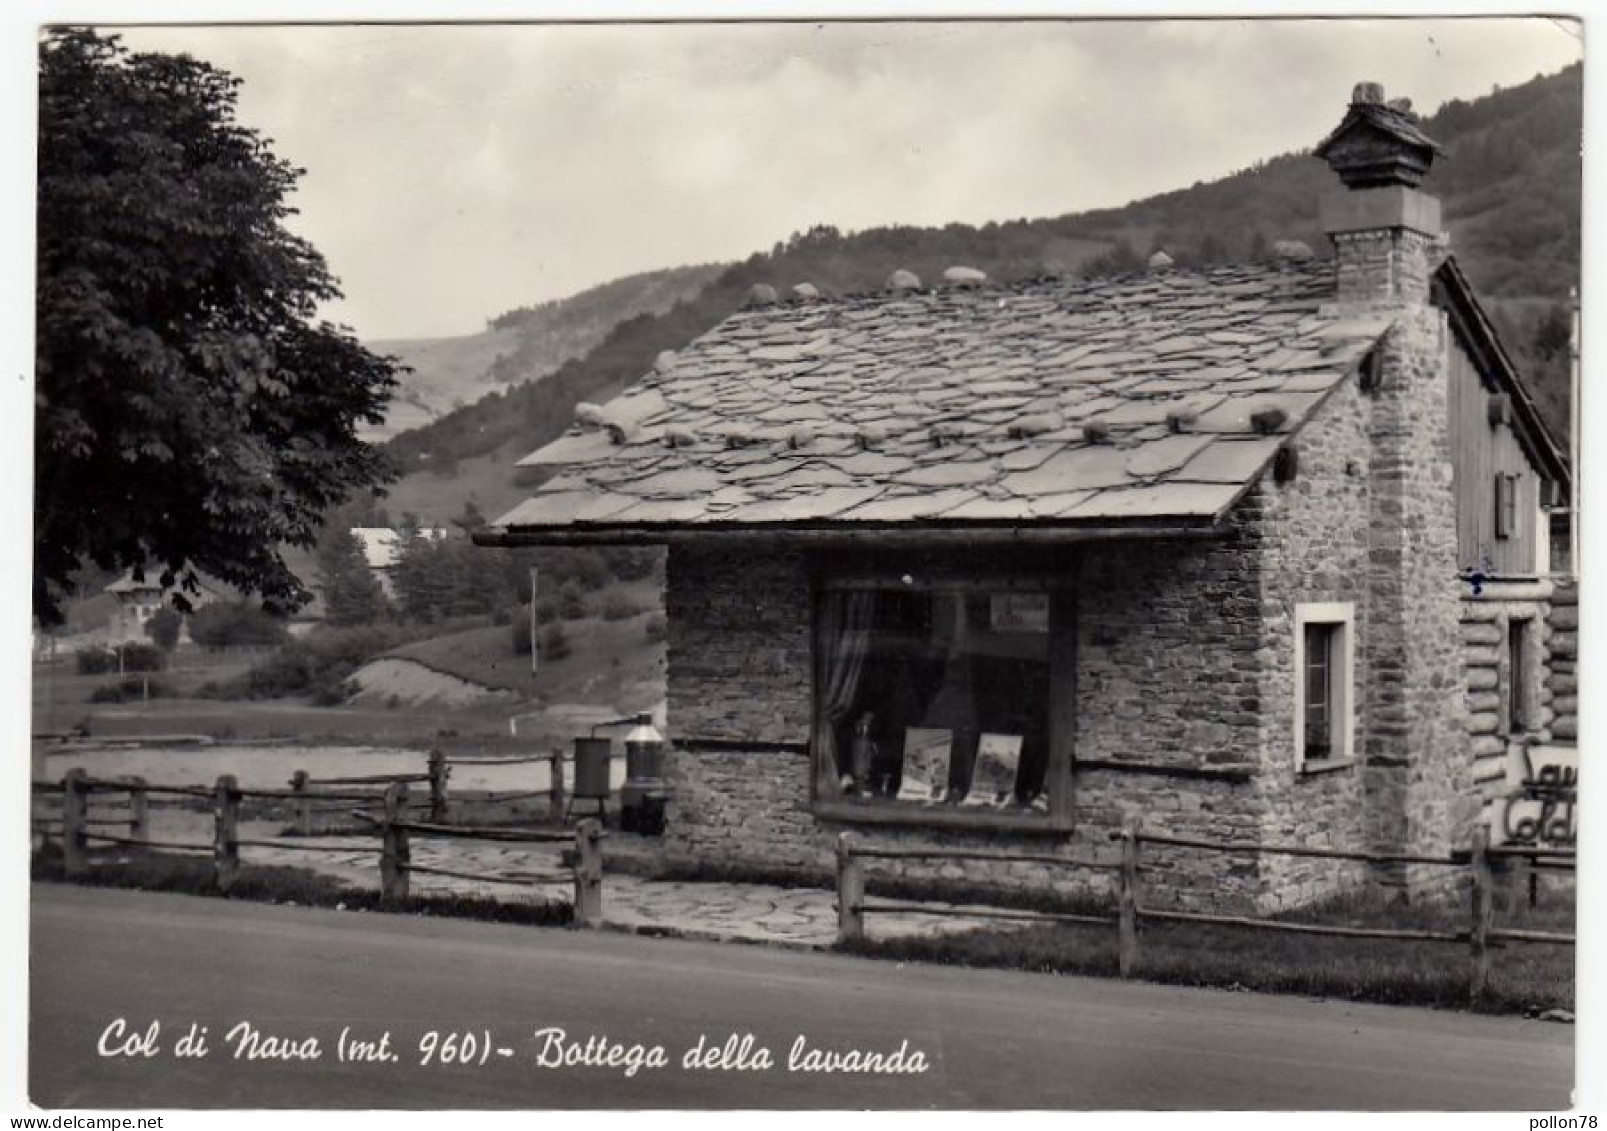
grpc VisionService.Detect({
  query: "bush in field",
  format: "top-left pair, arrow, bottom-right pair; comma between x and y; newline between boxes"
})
558,581 -> 587,621
188,601 -> 289,649
144,607 -> 182,651
539,623 -> 572,661
204,623 -> 418,701
601,590 -> 647,621
644,613 -> 667,643
89,675 -> 172,703
512,607 -> 532,657
76,642 -> 165,674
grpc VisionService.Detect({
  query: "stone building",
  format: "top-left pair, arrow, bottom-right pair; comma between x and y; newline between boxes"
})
481,84 -> 1570,910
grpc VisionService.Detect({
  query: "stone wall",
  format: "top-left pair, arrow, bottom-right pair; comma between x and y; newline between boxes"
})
1252,374 -> 1376,907
664,541 -> 813,745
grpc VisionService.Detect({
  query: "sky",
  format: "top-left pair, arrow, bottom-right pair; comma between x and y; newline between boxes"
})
99,16 -> 1586,342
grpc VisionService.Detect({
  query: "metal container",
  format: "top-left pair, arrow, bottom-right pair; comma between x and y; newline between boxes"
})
621,715 -> 667,835
572,736 -> 613,801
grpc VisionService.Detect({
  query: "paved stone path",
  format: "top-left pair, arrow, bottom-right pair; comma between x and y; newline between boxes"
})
55,806 -> 1029,949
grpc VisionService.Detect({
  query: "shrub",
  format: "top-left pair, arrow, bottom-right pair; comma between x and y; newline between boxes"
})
144,607 -> 182,651
644,613 -> 667,643
600,590 -> 646,621
203,623 -> 418,701
188,601 -> 288,649
540,623 -> 572,661
76,642 -> 165,675
512,607 -> 532,657
89,676 -> 172,703
558,581 -> 587,621
534,597 -> 560,625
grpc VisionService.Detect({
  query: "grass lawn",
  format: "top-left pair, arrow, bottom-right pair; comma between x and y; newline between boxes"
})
387,609 -> 664,707
842,882 -> 1575,1015
31,848 -> 571,927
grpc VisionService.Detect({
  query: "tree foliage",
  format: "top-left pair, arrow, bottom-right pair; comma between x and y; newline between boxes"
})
143,606 -> 182,651
35,29 -> 399,625
315,527 -> 390,627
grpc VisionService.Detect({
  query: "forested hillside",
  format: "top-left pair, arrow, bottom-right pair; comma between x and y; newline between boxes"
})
366,263 -> 722,440
383,64 -> 1580,508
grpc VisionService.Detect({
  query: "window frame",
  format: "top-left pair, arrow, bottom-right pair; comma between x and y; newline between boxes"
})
1293,601 -> 1356,774
1506,617 -> 1533,737
1495,472 -> 1520,541
808,573 -> 1075,834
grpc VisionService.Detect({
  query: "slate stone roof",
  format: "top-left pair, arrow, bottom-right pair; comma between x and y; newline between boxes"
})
493,260 -> 1393,536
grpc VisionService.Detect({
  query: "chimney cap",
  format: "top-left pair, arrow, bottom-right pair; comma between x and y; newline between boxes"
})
1351,81 -> 1386,105
1316,82 -> 1443,189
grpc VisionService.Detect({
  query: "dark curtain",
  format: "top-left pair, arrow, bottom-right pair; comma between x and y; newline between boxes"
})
812,590 -> 876,796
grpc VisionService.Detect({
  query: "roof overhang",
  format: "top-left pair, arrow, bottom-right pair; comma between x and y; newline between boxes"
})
1432,257 -> 1571,490
474,515 -> 1226,549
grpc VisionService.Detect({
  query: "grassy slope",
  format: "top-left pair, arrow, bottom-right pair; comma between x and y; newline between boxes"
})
386,609 -> 663,705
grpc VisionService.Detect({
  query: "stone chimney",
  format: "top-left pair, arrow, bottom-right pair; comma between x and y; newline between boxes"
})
1317,84 -> 1468,883
1316,81 -> 1445,306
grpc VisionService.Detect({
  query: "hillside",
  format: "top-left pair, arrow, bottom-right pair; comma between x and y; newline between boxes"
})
381,65 -> 1580,522
363,263 -> 724,441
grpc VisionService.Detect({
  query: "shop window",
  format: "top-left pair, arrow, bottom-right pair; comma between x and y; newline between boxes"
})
811,580 -> 1067,825
1294,602 -> 1355,771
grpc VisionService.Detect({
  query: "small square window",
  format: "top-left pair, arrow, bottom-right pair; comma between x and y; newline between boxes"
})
1294,603 -> 1355,771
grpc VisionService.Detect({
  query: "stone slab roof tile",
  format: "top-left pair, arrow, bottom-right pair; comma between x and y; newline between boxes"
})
494,260 -> 1390,534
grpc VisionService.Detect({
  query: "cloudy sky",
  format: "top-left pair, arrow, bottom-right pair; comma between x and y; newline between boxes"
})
105,18 -> 1582,342
103,16 -> 1594,343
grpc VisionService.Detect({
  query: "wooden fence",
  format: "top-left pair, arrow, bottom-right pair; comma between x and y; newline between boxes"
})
33,769 -> 604,927
279,747 -> 570,833
835,821 -> 1576,1000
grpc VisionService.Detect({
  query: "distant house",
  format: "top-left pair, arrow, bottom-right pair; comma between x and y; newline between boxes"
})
103,573 -> 166,642
102,570 -> 232,643
479,83 -> 1571,911
349,526 -> 448,597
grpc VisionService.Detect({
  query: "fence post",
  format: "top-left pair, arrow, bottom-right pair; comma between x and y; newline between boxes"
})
573,818 -> 602,928
128,776 -> 149,844
380,783 -> 410,905
836,832 -> 865,945
62,768 -> 88,878
549,748 -> 567,817
428,749 -> 449,823
1470,825 -> 1493,1001
1118,820 -> 1140,978
290,770 -> 311,836
214,774 -> 240,893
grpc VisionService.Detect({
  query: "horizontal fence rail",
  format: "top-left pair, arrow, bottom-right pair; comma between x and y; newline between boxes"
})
835,821 -> 1576,1001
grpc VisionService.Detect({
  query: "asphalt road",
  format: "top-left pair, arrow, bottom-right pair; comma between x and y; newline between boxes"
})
29,884 -> 1573,1110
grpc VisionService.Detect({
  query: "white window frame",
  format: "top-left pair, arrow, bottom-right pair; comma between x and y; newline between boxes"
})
1293,601 -> 1356,773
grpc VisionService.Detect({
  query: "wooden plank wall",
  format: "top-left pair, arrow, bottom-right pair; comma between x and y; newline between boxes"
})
1448,339 -> 1540,575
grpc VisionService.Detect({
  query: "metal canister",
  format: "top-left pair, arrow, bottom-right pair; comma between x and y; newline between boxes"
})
621,714 -> 667,835
572,736 -> 613,802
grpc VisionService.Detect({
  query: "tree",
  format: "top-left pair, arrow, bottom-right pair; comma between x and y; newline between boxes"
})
144,606 -> 182,651
315,527 -> 389,627
34,30 -> 399,625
